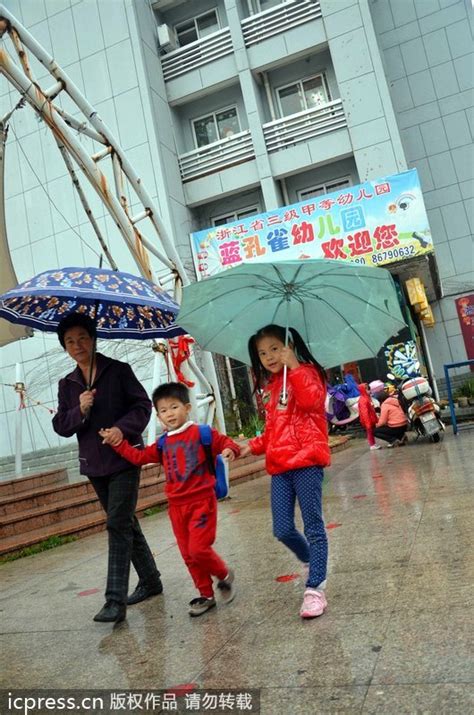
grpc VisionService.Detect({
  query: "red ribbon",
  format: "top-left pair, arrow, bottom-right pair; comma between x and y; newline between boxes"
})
168,336 -> 195,387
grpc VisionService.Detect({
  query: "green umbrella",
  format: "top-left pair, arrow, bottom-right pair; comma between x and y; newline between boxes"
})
178,259 -> 406,370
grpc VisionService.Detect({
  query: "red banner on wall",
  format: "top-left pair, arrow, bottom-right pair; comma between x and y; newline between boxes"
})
455,295 -> 474,362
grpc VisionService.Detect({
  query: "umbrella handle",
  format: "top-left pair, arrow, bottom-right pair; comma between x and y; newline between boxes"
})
87,255 -> 102,391
281,302 -> 290,406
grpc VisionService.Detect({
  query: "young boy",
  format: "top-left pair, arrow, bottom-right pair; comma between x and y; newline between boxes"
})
99,382 -> 240,617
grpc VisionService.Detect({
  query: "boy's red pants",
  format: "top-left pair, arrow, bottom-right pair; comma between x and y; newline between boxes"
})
168,494 -> 228,598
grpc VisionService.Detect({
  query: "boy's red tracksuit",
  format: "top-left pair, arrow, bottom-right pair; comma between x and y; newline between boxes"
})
114,421 -> 240,598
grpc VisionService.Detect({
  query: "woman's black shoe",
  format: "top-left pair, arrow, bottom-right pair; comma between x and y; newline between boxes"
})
127,577 -> 163,606
93,601 -> 126,623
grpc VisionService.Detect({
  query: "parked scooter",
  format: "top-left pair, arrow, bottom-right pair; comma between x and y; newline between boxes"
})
387,372 -> 444,443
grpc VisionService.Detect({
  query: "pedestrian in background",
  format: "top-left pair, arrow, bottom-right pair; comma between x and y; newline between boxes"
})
374,391 -> 408,447
358,383 -> 380,450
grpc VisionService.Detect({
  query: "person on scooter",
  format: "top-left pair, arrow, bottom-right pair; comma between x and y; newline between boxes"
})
373,391 -> 408,448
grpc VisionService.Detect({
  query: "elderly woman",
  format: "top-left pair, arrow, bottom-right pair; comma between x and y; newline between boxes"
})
52,313 -> 162,623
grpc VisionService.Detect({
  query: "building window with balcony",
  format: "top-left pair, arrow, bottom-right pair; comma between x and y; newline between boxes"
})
212,205 -> 260,226
298,177 -> 352,201
276,74 -> 331,117
175,9 -> 220,47
192,107 -> 241,148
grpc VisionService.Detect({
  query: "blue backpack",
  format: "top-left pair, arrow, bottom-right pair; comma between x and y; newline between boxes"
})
157,424 -> 229,500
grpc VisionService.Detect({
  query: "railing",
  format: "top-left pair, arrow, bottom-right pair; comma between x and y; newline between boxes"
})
178,130 -> 255,182
242,0 -> 322,47
262,99 -> 347,153
161,27 -> 233,82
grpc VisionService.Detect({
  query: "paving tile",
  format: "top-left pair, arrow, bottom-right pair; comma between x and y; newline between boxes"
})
0,432 -> 472,714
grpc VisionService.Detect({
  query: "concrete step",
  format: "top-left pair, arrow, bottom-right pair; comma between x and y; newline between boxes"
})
0,471 -> 163,516
0,473 -> 166,537
0,491 -> 170,556
0,454 -> 266,556
0,438 -> 351,556
0,469 -> 68,497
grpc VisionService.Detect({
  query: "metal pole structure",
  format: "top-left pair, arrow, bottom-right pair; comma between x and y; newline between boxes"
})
14,362 -> 23,476
444,364 -> 457,436
419,319 -> 440,402
0,5 -> 225,430
147,350 -> 161,446
225,356 -> 242,431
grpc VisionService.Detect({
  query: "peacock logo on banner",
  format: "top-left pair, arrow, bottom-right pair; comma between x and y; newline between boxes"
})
190,169 -> 433,279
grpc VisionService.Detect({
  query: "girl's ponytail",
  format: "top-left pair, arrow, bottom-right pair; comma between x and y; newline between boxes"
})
288,327 -> 327,386
248,324 -> 326,391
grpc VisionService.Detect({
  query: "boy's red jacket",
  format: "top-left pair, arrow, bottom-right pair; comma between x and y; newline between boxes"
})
113,422 -> 240,505
248,364 -> 330,475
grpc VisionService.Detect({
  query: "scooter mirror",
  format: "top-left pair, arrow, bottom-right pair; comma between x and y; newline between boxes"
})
387,373 -> 396,381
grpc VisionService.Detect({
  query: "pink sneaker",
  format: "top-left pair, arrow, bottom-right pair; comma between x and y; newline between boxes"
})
300,588 -> 327,619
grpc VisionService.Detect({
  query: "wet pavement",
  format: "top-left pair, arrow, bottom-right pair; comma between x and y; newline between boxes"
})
1,432 -> 473,713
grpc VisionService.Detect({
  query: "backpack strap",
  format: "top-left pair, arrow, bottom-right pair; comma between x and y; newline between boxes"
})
198,424 -> 215,475
157,433 -> 167,453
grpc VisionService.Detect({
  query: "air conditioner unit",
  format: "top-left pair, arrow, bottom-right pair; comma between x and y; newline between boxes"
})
157,24 -> 177,52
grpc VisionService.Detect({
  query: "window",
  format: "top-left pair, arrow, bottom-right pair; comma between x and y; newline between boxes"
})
212,206 -> 259,226
254,0 -> 285,12
175,9 -> 220,47
297,177 -> 352,202
192,107 -> 241,148
277,74 -> 330,117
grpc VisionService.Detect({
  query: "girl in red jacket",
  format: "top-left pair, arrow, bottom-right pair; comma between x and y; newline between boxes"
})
240,324 -> 330,619
358,383 -> 380,451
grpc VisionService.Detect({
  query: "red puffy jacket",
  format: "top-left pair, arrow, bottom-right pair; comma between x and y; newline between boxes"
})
249,364 -> 330,475
358,384 -> 378,429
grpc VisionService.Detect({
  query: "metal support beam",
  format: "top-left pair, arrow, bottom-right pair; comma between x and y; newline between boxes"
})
0,4 -> 225,431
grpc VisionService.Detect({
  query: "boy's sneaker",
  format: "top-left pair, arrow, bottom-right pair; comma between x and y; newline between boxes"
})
300,588 -> 327,619
217,568 -> 236,604
370,444 -> 381,451
188,597 -> 216,617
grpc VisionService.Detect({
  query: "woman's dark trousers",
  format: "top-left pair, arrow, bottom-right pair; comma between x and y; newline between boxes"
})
89,467 -> 160,606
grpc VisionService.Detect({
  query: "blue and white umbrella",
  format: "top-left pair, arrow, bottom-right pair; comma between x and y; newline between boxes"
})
0,266 -> 185,340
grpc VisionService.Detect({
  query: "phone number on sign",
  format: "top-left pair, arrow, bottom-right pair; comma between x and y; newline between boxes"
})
352,245 -> 417,265
371,246 -> 416,264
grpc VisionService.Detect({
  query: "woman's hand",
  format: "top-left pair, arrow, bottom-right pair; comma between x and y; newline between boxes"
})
79,389 -> 96,415
221,448 -> 236,462
280,345 -> 300,370
99,427 -> 124,446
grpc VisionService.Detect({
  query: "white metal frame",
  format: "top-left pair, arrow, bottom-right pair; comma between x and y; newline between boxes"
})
178,129 -> 255,181
191,104 -> 241,149
175,7 -> 221,47
254,0 -> 287,12
242,0 -> 322,47
297,176 -> 352,202
212,205 -> 260,226
276,72 -> 331,117
263,99 -> 347,153
0,5 -> 225,431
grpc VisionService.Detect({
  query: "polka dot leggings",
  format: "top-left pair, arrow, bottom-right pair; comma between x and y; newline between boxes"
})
271,466 -> 328,589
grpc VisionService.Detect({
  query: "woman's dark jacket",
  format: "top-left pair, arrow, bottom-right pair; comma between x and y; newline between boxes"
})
52,353 -> 151,477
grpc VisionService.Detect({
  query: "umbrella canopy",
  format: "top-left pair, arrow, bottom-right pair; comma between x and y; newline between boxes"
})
0,266 -> 184,340
178,259 -> 406,367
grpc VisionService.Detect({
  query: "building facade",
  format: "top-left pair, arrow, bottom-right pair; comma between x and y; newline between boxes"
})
0,0 -> 472,460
